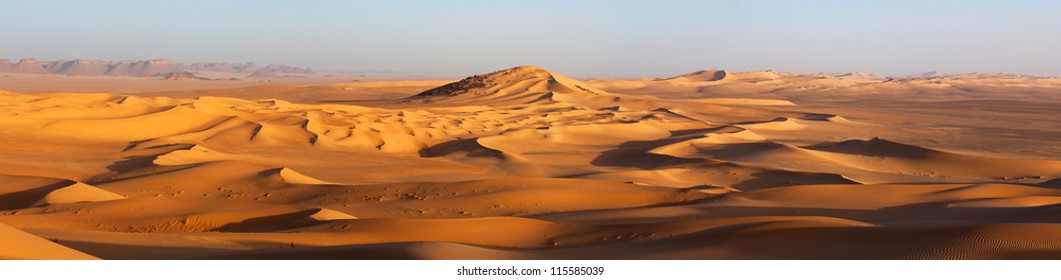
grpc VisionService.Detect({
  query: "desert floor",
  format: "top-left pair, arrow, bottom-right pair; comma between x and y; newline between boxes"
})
1,66 -> 1060,259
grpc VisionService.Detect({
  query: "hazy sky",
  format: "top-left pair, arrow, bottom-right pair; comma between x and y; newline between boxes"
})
2,0 -> 1059,78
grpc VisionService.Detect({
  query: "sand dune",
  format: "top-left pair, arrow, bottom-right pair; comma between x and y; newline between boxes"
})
661,70 -> 730,82
0,223 -> 99,260
41,182 -> 125,205
407,66 -> 610,106
0,65 -> 1059,259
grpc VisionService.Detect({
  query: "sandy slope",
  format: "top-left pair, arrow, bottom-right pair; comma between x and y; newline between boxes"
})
0,223 -> 99,260
0,66 -> 1060,259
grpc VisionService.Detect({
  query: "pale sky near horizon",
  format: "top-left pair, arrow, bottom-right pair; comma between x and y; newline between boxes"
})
1,0 -> 1059,78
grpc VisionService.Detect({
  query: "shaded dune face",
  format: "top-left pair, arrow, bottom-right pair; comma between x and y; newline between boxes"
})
0,66 -> 1060,260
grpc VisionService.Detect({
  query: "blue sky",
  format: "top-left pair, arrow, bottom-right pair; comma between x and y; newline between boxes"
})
1,0 -> 1059,78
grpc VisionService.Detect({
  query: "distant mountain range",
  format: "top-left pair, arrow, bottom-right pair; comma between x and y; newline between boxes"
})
0,58 -> 314,77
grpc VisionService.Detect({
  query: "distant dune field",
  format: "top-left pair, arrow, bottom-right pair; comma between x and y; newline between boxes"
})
1,66 -> 1060,259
